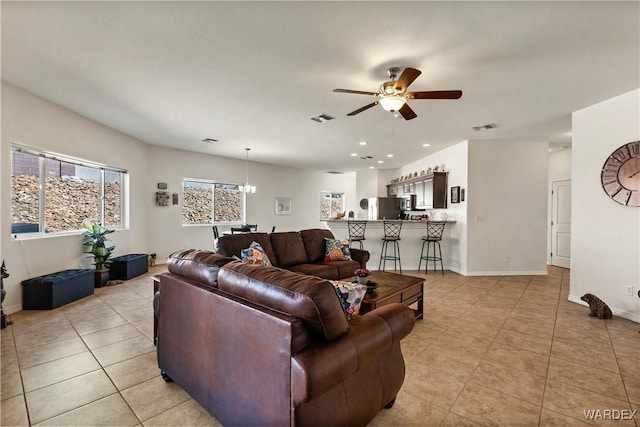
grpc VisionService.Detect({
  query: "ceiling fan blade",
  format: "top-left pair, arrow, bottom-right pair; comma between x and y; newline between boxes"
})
398,103 -> 417,120
333,88 -> 379,96
394,67 -> 422,92
407,90 -> 463,100
347,101 -> 379,116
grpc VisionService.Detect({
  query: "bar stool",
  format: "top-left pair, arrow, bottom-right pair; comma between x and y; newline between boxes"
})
378,220 -> 403,273
347,220 -> 367,249
418,221 -> 446,275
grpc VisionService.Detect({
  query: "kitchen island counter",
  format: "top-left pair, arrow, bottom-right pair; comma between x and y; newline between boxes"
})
326,219 -> 459,272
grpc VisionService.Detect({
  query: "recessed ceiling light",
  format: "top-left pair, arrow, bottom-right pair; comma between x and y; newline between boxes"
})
377,160 -> 384,164
386,154 -> 394,158
350,153 -> 357,157
422,143 -> 431,147
359,141 -> 367,146
202,138 -> 219,143
369,166 -> 375,169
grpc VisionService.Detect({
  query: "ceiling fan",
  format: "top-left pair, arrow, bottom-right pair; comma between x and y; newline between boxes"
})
333,67 -> 462,120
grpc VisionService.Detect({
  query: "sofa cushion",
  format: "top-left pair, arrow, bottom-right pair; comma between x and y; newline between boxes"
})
324,238 -> 351,262
218,261 -> 349,341
241,241 -> 272,266
331,280 -> 367,321
217,233 -> 278,266
167,249 -> 236,287
300,229 -> 335,263
287,263 -> 339,280
327,259 -> 360,279
269,232 -> 309,268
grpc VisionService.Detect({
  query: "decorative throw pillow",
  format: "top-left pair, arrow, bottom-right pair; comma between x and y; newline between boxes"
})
331,280 -> 367,321
241,241 -> 272,266
324,238 -> 351,262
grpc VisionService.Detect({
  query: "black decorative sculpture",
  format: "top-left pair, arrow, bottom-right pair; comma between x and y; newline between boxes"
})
1,260 -> 9,329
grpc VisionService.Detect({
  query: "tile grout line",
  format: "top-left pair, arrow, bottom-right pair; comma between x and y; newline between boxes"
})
536,267 -> 566,426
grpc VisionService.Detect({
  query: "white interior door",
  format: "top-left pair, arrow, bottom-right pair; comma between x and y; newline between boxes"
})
551,179 -> 571,268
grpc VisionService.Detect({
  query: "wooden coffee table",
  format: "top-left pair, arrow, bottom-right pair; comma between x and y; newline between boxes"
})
359,271 -> 424,319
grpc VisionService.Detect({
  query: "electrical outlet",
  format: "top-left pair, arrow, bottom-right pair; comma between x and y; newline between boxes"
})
625,285 -> 633,296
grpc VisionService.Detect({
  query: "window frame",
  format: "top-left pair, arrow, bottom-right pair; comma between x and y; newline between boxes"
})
320,191 -> 346,220
10,144 -> 127,237
182,178 -> 244,226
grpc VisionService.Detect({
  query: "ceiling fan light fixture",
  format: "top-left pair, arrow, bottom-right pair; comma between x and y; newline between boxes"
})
379,96 -> 406,112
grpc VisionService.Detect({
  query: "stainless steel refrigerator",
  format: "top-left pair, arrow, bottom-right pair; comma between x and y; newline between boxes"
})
367,197 -> 401,220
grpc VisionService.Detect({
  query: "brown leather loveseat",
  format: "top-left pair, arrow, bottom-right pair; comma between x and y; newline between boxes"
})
155,249 -> 415,426
216,228 -> 369,280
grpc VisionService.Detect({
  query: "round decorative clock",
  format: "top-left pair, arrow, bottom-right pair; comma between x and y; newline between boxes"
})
601,140 -> 640,207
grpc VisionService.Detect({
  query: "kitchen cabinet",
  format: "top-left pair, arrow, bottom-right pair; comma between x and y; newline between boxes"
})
387,172 -> 448,209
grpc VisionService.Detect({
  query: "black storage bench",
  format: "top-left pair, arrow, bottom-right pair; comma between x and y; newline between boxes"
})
22,269 -> 94,310
109,254 -> 149,280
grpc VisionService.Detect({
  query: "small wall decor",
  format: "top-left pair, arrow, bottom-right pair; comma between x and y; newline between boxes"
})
275,197 -> 292,215
172,193 -> 179,205
460,188 -> 465,202
155,191 -> 170,206
157,182 -> 168,190
450,186 -> 460,204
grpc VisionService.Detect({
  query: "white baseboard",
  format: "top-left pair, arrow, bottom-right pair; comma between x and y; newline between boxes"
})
465,270 -> 548,276
6,303 -> 22,315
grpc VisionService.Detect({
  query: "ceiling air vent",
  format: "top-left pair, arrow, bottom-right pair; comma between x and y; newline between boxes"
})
325,171 -> 344,175
360,155 -> 373,160
202,138 -> 219,143
471,123 -> 496,131
310,114 -> 335,123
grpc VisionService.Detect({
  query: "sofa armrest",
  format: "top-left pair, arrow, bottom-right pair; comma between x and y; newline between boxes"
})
291,303 -> 415,405
349,248 -> 370,269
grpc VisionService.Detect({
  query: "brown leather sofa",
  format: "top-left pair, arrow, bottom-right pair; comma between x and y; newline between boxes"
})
217,228 -> 369,280
155,249 -> 415,426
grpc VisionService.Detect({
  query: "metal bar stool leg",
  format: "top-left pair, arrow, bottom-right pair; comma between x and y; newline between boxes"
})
436,241 -> 444,274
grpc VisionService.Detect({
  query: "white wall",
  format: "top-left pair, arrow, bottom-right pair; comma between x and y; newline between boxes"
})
1,82 -> 151,314
467,140 -> 549,275
146,145 -> 356,260
571,89 -> 640,322
1,82 -> 356,313
547,148 -> 572,263
397,141 -> 469,274
355,168 -> 380,219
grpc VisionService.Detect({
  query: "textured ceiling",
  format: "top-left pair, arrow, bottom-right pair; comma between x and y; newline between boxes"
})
2,1 -> 638,171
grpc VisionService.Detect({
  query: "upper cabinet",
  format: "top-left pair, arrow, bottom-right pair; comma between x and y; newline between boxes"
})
387,172 -> 448,209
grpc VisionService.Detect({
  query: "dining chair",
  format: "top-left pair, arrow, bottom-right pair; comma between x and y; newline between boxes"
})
212,225 -> 220,251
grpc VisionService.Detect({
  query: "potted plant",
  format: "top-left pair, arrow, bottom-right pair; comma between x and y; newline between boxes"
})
82,219 -> 115,287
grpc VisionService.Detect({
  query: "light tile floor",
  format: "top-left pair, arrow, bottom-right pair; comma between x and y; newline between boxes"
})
1,266 -> 639,426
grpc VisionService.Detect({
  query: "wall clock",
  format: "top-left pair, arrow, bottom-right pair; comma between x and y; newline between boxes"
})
601,140 -> 640,207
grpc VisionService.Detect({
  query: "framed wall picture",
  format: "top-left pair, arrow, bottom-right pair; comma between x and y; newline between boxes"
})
275,197 -> 292,215
450,186 -> 460,204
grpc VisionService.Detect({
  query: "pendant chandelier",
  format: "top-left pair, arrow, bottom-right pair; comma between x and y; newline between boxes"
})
239,148 -> 256,194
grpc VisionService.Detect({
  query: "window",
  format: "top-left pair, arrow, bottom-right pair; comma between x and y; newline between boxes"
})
320,191 -> 345,220
182,180 -> 242,225
11,145 -> 127,235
